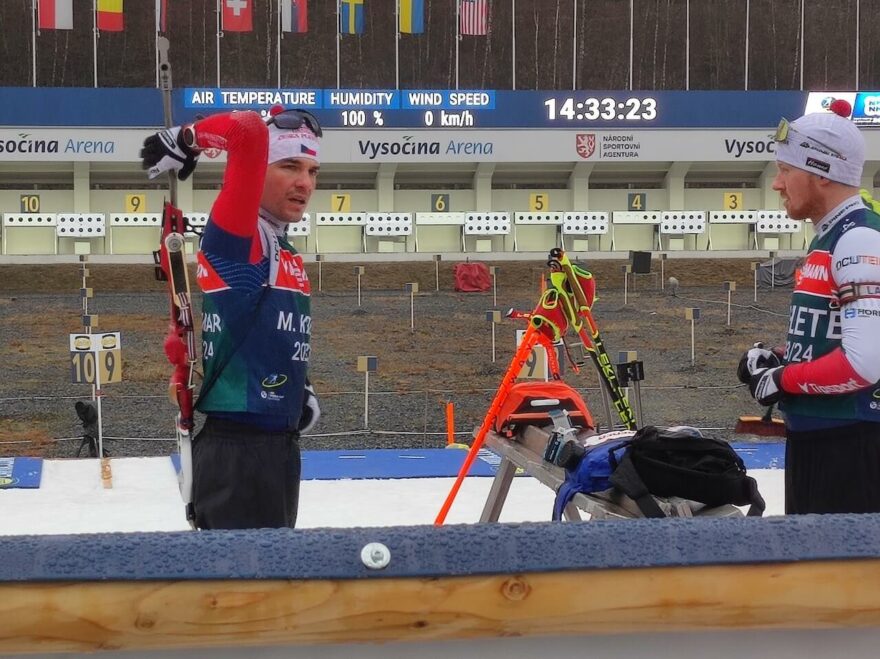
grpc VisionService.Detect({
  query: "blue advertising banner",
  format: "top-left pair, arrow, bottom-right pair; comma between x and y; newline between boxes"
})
0,457 -> 43,489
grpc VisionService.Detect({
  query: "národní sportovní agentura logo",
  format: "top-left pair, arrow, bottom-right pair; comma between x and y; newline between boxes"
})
575,133 -> 595,159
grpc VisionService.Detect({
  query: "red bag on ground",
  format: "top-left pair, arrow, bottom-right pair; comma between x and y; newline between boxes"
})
454,262 -> 491,292
493,381 -> 594,437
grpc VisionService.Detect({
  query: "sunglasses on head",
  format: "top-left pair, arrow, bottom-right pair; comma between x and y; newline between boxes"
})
775,117 -> 844,160
267,109 -> 323,138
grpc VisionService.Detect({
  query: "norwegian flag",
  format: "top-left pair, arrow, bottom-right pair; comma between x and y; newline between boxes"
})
459,0 -> 488,36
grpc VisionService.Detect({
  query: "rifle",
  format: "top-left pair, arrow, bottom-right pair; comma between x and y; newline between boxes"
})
434,249 -> 635,524
153,36 -> 197,526
547,247 -> 637,431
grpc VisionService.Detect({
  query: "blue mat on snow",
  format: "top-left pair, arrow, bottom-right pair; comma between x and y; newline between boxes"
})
0,457 -> 43,489
170,443 -> 784,481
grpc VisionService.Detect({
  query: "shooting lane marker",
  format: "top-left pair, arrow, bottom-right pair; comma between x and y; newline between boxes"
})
685,308 -> 701,366
660,253 -> 668,290
485,310 -> 501,363
315,254 -> 323,293
354,266 -> 365,306
356,356 -> 378,429
489,266 -> 499,306
768,250 -> 777,290
621,264 -> 632,305
751,261 -> 759,303
405,282 -> 419,332
723,281 -> 737,326
616,350 -> 644,427
433,254 -> 441,291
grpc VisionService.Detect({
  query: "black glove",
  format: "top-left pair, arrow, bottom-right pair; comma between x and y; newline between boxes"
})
298,381 -> 321,434
749,366 -> 785,406
737,342 -> 781,384
140,126 -> 199,181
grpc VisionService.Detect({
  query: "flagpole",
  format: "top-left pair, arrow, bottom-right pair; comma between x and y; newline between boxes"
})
628,0 -> 633,91
336,0 -> 341,89
395,0 -> 400,90
511,0 -> 515,90
216,0 -> 221,87
744,0 -> 750,90
155,0 -> 160,87
572,0 -> 577,90
277,0 -> 282,88
685,0 -> 689,90
93,0 -> 98,88
455,0 -> 460,90
31,0 -> 37,87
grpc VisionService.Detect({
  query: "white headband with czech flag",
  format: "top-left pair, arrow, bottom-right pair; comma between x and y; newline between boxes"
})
266,105 -> 321,165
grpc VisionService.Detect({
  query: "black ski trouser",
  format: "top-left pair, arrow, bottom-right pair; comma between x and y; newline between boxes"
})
785,421 -> 880,515
192,416 -> 301,530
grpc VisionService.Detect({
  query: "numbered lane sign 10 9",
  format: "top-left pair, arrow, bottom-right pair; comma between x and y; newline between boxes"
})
515,329 -> 565,381
69,332 -> 123,385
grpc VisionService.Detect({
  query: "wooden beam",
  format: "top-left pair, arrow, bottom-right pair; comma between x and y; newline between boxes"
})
3,559 -> 880,654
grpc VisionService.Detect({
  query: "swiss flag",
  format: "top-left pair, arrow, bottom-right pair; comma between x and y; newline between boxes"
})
222,0 -> 253,32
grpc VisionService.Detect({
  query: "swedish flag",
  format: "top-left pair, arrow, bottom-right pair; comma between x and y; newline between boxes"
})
340,0 -> 365,35
399,0 -> 424,34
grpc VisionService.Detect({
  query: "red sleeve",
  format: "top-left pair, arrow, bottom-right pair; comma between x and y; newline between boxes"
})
781,348 -> 871,395
192,111 -> 268,262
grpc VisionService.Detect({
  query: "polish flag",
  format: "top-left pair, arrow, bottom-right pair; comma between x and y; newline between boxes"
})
39,0 -> 73,30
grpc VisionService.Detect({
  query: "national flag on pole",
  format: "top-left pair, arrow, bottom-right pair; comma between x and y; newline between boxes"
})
399,0 -> 423,34
339,0 -> 365,35
222,0 -> 253,32
156,0 -> 168,33
38,0 -> 73,30
460,0 -> 488,36
96,0 -> 124,32
281,0 -> 307,34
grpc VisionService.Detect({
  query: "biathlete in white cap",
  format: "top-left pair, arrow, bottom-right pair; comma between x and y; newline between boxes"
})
140,107 -> 322,529
737,99 -> 880,514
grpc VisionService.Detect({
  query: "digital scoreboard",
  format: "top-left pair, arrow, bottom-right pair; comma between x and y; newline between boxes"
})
180,89 -> 826,130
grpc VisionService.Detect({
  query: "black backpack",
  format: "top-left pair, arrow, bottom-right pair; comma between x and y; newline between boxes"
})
607,426 -> 766,518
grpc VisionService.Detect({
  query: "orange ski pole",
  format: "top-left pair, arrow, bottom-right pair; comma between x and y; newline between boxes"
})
435,323 -> 541,525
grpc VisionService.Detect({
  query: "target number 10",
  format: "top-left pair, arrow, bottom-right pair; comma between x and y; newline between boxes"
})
70,349 -> 122,385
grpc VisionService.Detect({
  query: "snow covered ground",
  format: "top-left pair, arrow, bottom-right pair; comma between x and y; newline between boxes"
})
0,456 -> 786,535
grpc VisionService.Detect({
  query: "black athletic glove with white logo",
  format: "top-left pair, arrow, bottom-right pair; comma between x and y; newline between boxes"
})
140,126 -> 199,181
737,342 -> 781,384
749,366 -> 785,406
298,381 -> 321,434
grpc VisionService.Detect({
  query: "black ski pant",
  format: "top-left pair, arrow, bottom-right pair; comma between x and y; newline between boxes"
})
785,421 -> 880,515
192,416 -> 301,530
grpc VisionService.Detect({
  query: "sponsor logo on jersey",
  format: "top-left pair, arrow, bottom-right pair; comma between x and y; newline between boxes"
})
274,251 -> 311,294
196,252 -> 231,293
261,374 -> 288,389
835,254 -> 880,268
794,251 -> 835,297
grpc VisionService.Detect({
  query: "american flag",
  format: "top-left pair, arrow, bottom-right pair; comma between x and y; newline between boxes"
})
459,0 -> 488,36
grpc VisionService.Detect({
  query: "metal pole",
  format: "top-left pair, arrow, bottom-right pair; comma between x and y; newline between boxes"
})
410,290 -> 415,332
631,379 -> 644,427
799,0 -> 804,91
511,0 -> 516,90
628,0 -> 634,90
572,0 -> 577,90
395,0 -> 400,89
685,0 -> 689,90
744,0 -> 750,90
455,0 -> 460,89
691,319 -> 696,366
624,271 -> 628,305
216,0 -> 221,87
318,260 -> 323,292
754,267 -> 758,302
357,272 -> 362,306
336,0 -> 341,88
92,0 -> 98,88
491,323 -> 496,363
492,272 -> 497,306
364,371 -> 369,429
856,0 -> 860,88
435,259 -> 440,291
277,0 -> 282,87
31,0 -> 37,87
727,290 -> 732,326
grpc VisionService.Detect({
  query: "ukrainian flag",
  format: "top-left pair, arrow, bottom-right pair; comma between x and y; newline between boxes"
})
339,0 -> 365,35
399,0 -> 424,34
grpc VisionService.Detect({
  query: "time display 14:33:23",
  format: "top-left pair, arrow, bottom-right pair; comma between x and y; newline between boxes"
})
544,97 -> 658,121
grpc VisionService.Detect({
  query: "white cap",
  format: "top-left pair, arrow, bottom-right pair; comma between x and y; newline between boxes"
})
267,123 -> 320,165
775,101 -> 865,187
